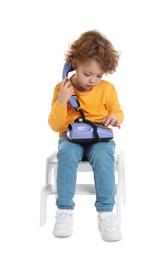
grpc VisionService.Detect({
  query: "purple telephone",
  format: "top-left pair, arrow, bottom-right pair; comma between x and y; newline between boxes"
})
62,63 -> 113,143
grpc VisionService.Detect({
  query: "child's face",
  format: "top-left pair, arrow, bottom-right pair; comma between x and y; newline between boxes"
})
74,59 -> 104,92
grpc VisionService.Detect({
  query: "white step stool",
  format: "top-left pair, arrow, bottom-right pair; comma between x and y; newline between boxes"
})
40,150 -> 126,226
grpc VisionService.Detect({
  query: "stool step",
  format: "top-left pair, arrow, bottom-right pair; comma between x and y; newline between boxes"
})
42,184 -> 96,195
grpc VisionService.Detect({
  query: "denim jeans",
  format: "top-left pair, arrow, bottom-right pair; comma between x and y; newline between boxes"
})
56,132 -> 116,212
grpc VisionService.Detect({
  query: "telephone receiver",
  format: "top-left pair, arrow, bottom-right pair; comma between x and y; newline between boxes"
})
62,63 -> 79,109
62,62 -> 74,79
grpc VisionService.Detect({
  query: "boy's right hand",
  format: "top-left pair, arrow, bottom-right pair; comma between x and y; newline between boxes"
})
58,77 -> 74,105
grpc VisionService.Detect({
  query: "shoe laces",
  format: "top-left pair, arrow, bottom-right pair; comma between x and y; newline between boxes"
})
99,213 -> 118,227
102,216 -> 117,227
56,211 -> 72,223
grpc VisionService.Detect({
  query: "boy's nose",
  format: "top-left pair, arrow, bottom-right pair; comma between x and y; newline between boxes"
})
89,77 -> 95,84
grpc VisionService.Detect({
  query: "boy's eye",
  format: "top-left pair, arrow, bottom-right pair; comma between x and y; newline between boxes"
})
84,73 -> 91,77
84,73 -> 103,78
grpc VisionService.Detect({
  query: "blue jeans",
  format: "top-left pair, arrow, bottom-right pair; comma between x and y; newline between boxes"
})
56,132 -> 116,212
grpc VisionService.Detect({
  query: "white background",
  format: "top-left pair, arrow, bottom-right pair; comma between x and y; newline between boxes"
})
0,0 -> 168,259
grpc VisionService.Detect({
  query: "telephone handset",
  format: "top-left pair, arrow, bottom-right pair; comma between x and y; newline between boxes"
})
62,62 -> 74,79
62,63 -> 79,109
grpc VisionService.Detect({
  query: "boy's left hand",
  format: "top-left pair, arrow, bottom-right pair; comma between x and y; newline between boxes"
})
102,114 -> 121,128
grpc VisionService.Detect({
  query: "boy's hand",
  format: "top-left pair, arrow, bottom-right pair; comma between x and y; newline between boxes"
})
58,77 -> 74,105
102,114 -> 121,128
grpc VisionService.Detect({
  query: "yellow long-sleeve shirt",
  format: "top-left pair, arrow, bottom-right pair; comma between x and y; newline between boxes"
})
48,74 -> 124,137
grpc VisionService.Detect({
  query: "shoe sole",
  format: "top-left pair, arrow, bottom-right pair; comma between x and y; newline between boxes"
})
101,235 -> 122,242
53,230 -> 73,238
101,231 -> 122,242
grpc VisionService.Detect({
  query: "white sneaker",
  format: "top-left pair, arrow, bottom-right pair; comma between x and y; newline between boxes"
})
53,209 -> 73,238
98,212 -> 122,242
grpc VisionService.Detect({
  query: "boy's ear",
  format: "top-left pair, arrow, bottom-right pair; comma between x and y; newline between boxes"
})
62,63 -> 74,79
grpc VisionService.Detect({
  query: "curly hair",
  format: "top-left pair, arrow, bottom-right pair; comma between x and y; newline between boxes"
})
65,30 -> 120,74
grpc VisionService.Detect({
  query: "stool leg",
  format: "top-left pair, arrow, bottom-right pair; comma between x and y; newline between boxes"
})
116,150 -> 126,226
115,152 -> 122,226
40,188 -> 49,226
120,150 -> 126,205
116,184 -> 121,226
46,162 -> 53,185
